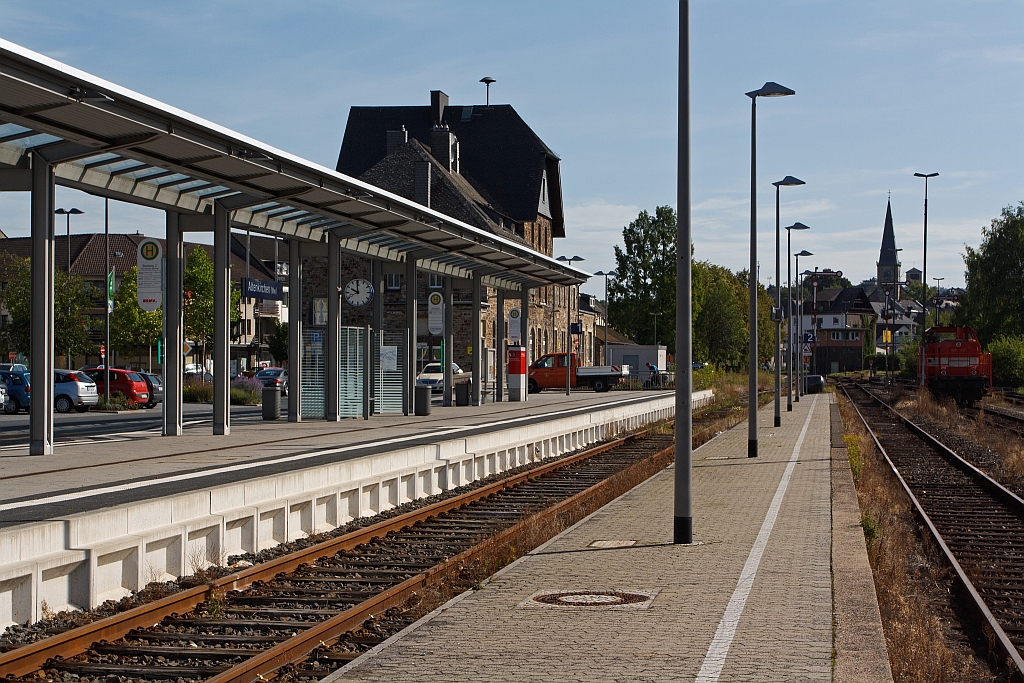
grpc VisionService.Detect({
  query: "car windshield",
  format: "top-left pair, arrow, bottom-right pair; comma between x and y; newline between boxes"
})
148,375 -> 162,385
127,372 -> 144,382
421,364 -> 442,374
257,369 -> 282,378
74,372 -> 94,383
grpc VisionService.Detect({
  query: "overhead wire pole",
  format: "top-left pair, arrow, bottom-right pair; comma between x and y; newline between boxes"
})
674,0 -> 693,545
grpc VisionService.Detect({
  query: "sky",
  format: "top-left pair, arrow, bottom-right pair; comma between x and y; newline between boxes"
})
0,0 -> 1021,292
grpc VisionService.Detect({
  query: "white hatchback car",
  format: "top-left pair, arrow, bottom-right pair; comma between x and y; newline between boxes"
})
415,363 -> 471,392
54,369 -> 99,413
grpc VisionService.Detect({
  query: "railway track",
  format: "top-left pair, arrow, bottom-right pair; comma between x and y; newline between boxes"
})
0,428 -> 676,683
842,381 -> 1024,680
967,402 -> 1024,437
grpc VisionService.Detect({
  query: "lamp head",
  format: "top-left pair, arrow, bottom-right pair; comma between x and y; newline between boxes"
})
785,222 -> 810,231
479,76 -> 496,85
773,176 -> 805,187
594,270 -> 618,277
54,208 -> 67,215
746,82 -> 795,99
914,172 -> 939,178
795,250 -> 813,257
69,208 -> 84,215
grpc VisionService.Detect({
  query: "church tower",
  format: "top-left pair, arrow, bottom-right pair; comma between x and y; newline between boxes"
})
876,200 -> 901,288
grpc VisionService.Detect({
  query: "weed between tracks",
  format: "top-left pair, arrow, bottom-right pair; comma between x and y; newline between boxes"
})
838,391 -> 998,682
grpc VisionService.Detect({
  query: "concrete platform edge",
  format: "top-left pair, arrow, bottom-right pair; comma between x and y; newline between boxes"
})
322,443 -> 675,683
830,397 -> 894,682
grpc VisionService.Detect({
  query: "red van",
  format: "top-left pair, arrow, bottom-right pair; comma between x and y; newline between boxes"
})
88,368 -> 150,405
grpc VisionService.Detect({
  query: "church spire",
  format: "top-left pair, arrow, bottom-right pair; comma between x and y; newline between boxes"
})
877,200 -> 900,286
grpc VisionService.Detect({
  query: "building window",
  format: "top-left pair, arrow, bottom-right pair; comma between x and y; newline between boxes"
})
831,331 -> 842,341
428,273 -> 443,289
832,317 -> 839,325
385,273 -> 401,291
849,331 -> 860,341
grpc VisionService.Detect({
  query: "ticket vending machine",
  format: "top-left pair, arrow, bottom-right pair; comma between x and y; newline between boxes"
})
507,346 -> 528,402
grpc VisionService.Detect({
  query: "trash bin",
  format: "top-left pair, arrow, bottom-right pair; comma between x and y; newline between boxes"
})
455,381 -> 471,406
415,385 -> 432,416
262,386 -> 281,420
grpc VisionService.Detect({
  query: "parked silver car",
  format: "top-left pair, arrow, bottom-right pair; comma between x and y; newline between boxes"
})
54,369 -> 99,413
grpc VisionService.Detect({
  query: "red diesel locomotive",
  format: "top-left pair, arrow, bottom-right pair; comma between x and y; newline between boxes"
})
919,326 -> 992,404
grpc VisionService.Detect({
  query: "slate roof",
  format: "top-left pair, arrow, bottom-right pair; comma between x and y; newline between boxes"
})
337,99 -> 565,237
357,139 -> 535,252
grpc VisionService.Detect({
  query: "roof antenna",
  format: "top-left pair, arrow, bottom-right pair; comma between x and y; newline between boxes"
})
480,77 -> 496,106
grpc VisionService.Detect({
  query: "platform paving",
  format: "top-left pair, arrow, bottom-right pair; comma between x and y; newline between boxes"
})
0,390 -> 671,525
329,392 -> 891,682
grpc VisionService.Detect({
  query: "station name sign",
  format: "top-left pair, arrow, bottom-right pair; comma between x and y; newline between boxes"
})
243,277 -> 283,300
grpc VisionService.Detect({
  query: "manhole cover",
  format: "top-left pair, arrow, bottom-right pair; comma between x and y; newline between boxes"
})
525,590 -> 657,608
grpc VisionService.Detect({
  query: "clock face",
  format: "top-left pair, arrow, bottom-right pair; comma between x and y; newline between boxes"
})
343,278 -> 374,307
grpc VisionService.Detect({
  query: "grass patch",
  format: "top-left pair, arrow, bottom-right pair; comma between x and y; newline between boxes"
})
844,433 -> 864,482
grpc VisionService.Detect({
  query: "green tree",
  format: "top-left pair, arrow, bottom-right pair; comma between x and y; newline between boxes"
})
268,321 -> 288,365
798,269 -> 852,300
736,269 -> 776,364
182,246 -> 241,365
955,202 -> 1024,343
988,336 -> 1024,388
0,254 -> 93,362
693,262 -> 744,367
608,206 -> 677,349
110,266 -> 163,362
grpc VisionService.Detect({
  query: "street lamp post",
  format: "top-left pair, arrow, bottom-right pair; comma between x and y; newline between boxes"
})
54,207 -> 83,369
914,172 -> 938,386
594,270 -> 617,365
772,177 -> 804,426
933,277 -> 944,326
55,207 -> 83,274
556,255 -> 585,396
785,225 -> 810,409
794,250 -> 812,396
745,81 -> 795,459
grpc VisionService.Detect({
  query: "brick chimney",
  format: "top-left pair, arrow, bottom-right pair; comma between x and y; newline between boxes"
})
430,90 -> 448,124
386,125 -> 407,155
430,124 -> 459,173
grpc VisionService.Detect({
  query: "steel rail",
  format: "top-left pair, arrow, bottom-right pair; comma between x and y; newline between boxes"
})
0,427 -> 655,678
841,382 -> 1024,680
206,441 -> 676,683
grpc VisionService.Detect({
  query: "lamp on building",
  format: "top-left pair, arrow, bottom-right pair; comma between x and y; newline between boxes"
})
594,270 -> 618,365
745,81 -> 795,458
556,255 -> 585,396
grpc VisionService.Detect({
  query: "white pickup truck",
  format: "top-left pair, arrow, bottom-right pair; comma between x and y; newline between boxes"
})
527,352 -> 630,393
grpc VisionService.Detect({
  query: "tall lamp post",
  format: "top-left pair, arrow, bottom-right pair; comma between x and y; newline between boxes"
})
55,207 -> 83,273
556,255 -> 584,396
932,277 -> 944,327
785,225 -> 810,409
594,270 -> 617,364
914,171 -> 938,386
772,177 -> 804,426
794,250 -> 813,396
745,81 -> 795,458
55,207 -> 84,369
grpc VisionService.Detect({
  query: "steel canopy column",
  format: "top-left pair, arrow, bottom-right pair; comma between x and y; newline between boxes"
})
164,211 -> 184,436
289,241 -> 302,421
325,232 -> 340,421
471,273 -> 482,406
495,288 -> 504,401
442,277 -> 454,406
404,255 -> 417,415
29,153 -> 55,455
212,205 -> 231,435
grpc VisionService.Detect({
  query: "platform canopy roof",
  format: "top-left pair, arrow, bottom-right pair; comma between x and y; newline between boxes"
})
0,39 -> 587,290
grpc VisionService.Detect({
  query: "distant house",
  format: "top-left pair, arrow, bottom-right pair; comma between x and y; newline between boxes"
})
905,267 -> 922,283
800,287 -> 875,373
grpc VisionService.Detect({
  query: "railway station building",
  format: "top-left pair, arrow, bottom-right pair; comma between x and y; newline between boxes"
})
0,38 -> 588,455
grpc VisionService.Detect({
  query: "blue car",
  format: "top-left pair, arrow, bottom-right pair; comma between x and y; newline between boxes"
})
1,370 -> 30,414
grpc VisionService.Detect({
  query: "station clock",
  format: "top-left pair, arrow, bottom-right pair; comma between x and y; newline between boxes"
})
343,278 -> 374,307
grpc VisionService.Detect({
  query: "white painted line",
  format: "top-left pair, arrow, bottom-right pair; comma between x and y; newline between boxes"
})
695,395 -> 819,683
0,395 -> 661,511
